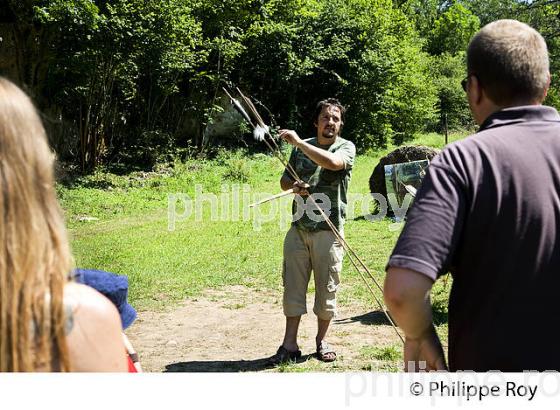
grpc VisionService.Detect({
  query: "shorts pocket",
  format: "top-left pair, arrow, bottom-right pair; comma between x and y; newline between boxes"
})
327,244 -> 343,292
327,265 -> 341,293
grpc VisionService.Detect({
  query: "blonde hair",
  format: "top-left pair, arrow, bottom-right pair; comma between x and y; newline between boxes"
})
0,77 -> 73,371
467,19 -> 549,105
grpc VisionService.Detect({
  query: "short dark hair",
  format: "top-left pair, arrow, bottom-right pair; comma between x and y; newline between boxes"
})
313,98 -> 346,124
467,20 -> 549,105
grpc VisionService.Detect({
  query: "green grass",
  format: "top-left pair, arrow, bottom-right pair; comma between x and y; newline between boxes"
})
358,345 -> 403,371
361,345 -> 401,361
270,344 -> 406,373
410,131 -> 469,149
60,132 -> 467,369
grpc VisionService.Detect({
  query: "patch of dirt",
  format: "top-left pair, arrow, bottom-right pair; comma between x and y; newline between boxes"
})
126,285 -> 401,372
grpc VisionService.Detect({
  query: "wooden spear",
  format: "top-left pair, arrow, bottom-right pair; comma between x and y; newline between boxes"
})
249,183 -> 310,208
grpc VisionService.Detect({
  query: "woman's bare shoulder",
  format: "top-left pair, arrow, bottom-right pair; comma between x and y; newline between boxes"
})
64,282 -> 128,372
64,282 -> 118,315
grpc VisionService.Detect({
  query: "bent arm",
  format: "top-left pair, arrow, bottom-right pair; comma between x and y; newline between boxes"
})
384,267 -> 447,371
279,129 -> 345,171
384,267 -> 434,338
296,140 -> 345,171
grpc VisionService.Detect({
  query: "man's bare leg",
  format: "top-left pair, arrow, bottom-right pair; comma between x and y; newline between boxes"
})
316,317 -> 336,360
316,317 -> 331,346
282,316 -> 301,352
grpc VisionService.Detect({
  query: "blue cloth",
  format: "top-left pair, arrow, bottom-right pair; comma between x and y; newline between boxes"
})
73,269 -> 137,330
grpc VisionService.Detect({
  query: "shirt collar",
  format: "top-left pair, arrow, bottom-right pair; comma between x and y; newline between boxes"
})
478,105 -> 560,132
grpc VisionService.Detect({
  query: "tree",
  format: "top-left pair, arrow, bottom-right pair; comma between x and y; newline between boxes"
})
38,0 -> 203,169
0,0 -> 454,167
232,0 -> 438,149
428,2 -> 480,55
430,52 -> 474,131
459,0 -> 560,111
519,0 -> 560,110
460,0 -> 520,25
396,0 -> 449,40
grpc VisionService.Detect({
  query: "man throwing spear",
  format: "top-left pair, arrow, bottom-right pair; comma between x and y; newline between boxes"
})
270,98 -> 356,364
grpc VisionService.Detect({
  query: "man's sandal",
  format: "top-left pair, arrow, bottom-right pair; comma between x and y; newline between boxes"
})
268,345 -> 302,365
316,341 -> 337,362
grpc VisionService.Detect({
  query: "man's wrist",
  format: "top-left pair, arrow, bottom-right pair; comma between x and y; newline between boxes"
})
405,323 -> 435,342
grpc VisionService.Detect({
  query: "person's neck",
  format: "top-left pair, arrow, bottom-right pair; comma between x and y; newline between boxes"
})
317,135 -> 337,146
477,99 -> 541,125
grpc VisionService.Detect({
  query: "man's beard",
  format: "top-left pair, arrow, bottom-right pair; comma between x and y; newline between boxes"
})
322,130 -> 337,139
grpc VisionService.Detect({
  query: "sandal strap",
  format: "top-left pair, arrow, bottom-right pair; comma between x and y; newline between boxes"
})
317,341 -> 334,354
316,341 -> 337,361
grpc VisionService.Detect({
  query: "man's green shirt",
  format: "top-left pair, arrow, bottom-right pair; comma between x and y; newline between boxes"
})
282,137 -> 356,232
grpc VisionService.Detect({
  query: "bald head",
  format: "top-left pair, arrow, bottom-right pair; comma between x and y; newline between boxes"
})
467,19 -> 550,106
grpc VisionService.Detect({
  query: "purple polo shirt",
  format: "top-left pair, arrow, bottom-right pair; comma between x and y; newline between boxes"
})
387,105 -> 560,371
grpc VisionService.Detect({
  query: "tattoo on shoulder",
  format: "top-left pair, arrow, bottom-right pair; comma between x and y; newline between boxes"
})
64,303 -> 74,335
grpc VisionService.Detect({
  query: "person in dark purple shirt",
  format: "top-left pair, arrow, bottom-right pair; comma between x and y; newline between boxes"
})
384,19 -> 560,372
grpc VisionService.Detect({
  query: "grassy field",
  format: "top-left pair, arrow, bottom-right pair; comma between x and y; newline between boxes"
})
59,131 -> 467,370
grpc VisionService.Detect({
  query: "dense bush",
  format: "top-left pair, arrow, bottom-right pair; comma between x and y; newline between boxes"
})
430,52 -> 475,132
233,0 -> 438,149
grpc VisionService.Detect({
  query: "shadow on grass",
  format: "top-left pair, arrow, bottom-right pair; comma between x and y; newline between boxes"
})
164,354 -> 314,372
335,307 -> 448,327
349,214 -> 378,222
335,310 -> 392,326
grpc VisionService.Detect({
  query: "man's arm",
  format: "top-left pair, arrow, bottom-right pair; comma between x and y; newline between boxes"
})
280,174 -> 293,191
280,174 -> 309,195
279,129 -> 345,171
384,267 -> 447,371
384,150 -> 466,372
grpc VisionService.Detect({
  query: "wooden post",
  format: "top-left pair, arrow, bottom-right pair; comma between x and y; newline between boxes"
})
444,113 -> 449,146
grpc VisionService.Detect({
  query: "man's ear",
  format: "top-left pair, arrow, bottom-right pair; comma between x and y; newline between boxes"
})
470,75 -> 483,105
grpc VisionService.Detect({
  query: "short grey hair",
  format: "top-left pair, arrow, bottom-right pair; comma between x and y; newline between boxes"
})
467,19 -> 549,105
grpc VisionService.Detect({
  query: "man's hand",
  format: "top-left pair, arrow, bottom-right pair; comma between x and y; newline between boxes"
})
404,325 -> 447,371
279,129 -> 303,147
293,181 -> 309,196
278,128 -> 345,171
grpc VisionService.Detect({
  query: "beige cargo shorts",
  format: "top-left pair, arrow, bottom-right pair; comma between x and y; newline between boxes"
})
282,225 -> 344,320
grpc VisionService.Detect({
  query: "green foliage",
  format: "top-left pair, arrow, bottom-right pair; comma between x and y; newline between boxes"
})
397,0 -> 446,39
9,0 -> 560,169
216,149 -> 255,182
430,52 -> 475,131
344,0 -> 440,146
545,85 -> 560,111
232,0 -> 438,150
395,1 -> 479,132
9,0 -> 443,161
519,0 -> 560,111
36,0 -> 204,169
428,2 -> 480,55
459,0 -> 520,25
